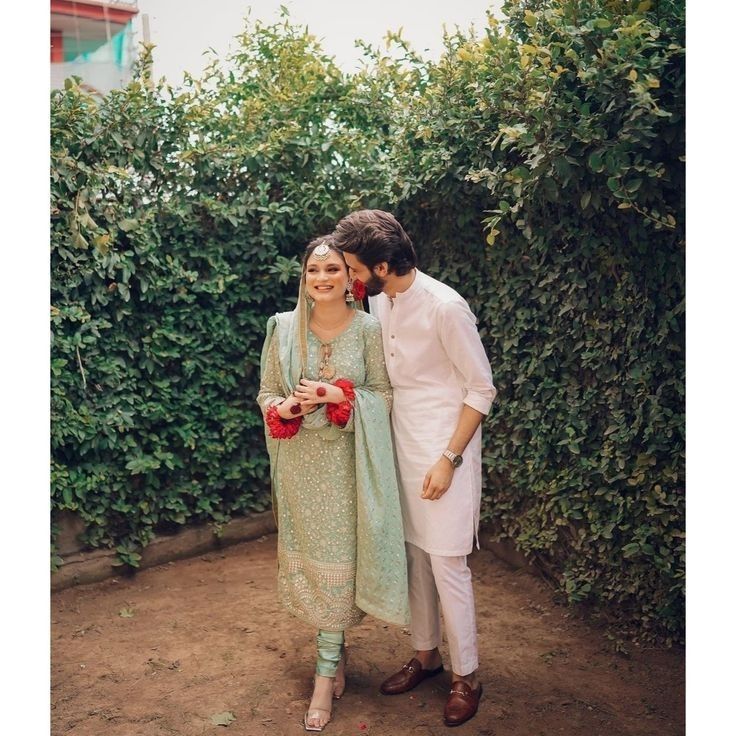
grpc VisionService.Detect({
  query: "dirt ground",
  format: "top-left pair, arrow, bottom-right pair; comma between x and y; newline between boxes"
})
51,534 -> 684,736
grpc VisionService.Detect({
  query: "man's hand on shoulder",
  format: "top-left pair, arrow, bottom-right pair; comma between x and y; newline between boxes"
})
421,457 -> 455,500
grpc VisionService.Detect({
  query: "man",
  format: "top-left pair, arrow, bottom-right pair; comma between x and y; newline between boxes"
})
333,210 -> 496,727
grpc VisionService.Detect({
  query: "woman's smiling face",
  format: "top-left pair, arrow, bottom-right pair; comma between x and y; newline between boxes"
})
304,248 -> 349,303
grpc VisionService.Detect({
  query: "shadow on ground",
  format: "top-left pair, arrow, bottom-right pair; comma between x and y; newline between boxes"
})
51,534 -> 684,735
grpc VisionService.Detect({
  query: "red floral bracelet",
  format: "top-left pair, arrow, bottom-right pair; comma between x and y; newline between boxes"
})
265,403 -> 302,439
325,378 -> 355,428
332,378 -> 356,401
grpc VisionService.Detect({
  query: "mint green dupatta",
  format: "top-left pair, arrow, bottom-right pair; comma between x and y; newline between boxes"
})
260,304 -> 409,627
351,380 -> 410,626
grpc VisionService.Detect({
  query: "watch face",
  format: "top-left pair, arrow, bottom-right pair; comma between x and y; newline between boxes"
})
444,450 -> 463,468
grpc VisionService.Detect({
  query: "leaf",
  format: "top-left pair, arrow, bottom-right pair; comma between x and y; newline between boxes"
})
622,543 -> 640,558
72,231 -> 89,249
485,228 -> 500,245
119,607 -> 135,618
588,152 -> 605,173
628,69 -> 638,82
524,10 -> 536,27
509,166 -> 531,182
210,711 -> 236,727
119,218 -> 139,232
93,234 -> 111,254
580,191 -> 591,210
79,212 -> 98,230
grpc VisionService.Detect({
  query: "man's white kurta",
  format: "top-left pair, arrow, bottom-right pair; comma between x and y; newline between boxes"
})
369,270 -> 496,556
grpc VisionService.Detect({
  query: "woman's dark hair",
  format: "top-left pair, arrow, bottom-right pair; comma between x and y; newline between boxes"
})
333,210 -> 417,276
301,234 -> 348,274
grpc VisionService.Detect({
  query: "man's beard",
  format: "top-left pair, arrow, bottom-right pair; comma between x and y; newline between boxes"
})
363,272 -> 386,296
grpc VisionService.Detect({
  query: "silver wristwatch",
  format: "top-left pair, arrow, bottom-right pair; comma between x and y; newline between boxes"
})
442,449 -> 463,468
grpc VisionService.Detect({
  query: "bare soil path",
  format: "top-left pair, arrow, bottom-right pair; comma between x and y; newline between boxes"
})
52,534 -> 684,736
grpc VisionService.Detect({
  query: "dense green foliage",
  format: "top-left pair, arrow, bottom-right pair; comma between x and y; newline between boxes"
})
50,30 -> 383,565
51,1 -> 684,641
386,0 -> 685,644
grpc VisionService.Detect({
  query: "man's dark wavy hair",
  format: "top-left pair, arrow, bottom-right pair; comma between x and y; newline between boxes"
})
333,210 -> 417,276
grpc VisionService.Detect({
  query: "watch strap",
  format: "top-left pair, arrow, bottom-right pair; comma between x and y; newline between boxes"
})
442,449 -> 462,467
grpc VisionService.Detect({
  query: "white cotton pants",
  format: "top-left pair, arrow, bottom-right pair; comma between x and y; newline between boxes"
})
405,542 -> 479,676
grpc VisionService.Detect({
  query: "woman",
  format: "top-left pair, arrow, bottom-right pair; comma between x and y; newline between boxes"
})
257,235 -> 409,732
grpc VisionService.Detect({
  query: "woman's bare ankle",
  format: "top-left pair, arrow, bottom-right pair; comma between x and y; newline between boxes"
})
333,652 -> 346,697
311,674 -> 335,696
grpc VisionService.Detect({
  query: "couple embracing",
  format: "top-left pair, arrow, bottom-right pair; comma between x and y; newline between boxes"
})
257,210 -> 496,731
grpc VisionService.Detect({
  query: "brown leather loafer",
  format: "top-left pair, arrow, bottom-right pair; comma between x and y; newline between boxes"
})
379,657 -> 444,695
443,681 -> 483,727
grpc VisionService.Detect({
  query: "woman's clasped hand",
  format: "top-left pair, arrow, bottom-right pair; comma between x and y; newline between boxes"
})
293,378 -> 347,407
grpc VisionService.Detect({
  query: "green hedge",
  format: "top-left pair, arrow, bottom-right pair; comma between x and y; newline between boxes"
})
50,27 -> 385,565
375,0 -> 685,643
51,1 -> 684,642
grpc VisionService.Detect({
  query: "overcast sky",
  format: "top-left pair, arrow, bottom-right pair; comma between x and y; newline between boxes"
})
131,0 -> 504,85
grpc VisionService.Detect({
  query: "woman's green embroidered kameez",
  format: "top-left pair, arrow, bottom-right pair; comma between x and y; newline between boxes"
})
257,309 -> 409,630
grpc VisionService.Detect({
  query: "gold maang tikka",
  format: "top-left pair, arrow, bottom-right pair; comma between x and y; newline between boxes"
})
313,242 -> 331,260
